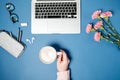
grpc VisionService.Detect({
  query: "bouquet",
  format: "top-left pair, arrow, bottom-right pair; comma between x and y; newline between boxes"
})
86,10 -> 120,48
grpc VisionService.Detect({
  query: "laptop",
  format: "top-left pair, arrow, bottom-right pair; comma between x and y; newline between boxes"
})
31,0 -> 80,34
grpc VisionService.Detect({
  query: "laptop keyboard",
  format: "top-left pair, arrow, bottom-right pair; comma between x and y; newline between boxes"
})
35,2 -> 77,19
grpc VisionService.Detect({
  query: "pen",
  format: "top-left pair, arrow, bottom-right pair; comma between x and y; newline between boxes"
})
18,27 -> 22,42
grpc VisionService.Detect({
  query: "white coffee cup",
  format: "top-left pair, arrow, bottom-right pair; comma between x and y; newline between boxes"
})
39,46 -> 62,64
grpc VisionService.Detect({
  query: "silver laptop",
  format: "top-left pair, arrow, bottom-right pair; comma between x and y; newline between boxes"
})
31,0 -> 80,34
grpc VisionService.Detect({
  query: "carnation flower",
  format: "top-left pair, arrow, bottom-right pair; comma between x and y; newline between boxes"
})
87,10 -> 120,48
86,24 -> 92,33
94,32 -> 101,41
92,10 -> 101,19
100,11 -> 112,18
94,21 -> 103,30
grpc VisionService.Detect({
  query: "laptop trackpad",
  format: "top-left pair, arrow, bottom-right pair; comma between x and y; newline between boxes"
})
47,20 -> 77,34
32,20 -> 48,34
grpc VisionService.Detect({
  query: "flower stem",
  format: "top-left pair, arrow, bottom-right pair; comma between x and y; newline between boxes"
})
100,18 -> 120,39
102,35 -> 118,44
108,19 -> 119,34
100,18 -> 117,34
100,26 -> 119,41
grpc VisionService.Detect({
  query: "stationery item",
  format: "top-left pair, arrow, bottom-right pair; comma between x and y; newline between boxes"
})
31,0 -> 80,34
6,3 -> 19,23
39,46 -> 62,64
18,27 -> 22,42
0,31 -> 25,58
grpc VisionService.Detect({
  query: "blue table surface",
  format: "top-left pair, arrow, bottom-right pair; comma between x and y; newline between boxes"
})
1,0 -> 120,80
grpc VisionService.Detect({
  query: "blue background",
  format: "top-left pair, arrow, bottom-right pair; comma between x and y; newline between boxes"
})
0,0 -> 120,80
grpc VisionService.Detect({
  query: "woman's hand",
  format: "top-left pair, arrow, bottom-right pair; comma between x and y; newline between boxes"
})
57,50 -> 70,72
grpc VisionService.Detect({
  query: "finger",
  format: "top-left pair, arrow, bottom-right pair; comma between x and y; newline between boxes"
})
68,59 -> 70,64
57,54 -> 62,63
60,50 -> 68,60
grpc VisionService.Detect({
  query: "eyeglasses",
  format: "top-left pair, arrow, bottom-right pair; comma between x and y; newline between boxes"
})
6,3 -> 19,23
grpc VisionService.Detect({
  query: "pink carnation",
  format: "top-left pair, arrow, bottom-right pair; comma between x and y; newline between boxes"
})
94,32 -> 101,41
100,11 -> 112,18
86,24 -> 92,33
92,10 -> 101,19
94,21 -> 103,30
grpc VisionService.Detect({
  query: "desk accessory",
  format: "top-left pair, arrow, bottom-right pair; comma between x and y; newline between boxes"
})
6,3 -> 19,23
86,10 -> 120,48
0,31 -> 25,58
18,27 -> 22,42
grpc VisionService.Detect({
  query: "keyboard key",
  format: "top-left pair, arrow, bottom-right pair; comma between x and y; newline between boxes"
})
35,2 -> 77,19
